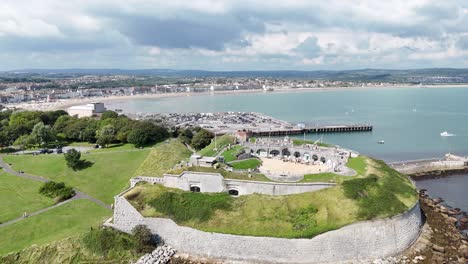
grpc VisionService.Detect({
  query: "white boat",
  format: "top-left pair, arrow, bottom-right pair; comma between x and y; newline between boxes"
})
440,131 -> 455,137
377,140 -> 385,144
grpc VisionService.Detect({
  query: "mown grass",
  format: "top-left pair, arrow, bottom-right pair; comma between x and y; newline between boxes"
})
0,171 -> 54,223
133,140 -> 192,177
229,158 -> 262,170
346,156 -> 367,175
128,156 -> 418,238
198,135 -> 235,156
0,199 -> 110,256
292,139 -> 332,147
301,172 -> 344,183
221,145 -> 244,162
4,149 -> 149,204
168,165 -> 271,182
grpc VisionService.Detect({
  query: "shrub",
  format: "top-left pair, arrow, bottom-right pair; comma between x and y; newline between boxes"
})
82,227 -> 136,256
132,225 -> 157,253
64,149 -> 82,170
0,147 -> 17,153
39,181 -> 75,202
149,191 -> 232,222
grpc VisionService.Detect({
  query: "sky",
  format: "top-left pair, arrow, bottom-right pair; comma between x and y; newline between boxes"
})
1,0 -> 468,71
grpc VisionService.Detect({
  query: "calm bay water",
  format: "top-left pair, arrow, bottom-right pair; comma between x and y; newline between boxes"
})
415,174 -> 468,212
107,86 -> 468,162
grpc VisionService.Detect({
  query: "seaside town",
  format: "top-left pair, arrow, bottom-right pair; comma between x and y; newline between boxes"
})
0,73 -> 426,106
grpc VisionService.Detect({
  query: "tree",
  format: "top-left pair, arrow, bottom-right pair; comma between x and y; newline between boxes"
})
96,125 -> 116,147
13,134 -> 35,149
132,225 -> 156,253
191,129 -> 214,150
65,149 -> 82,170
30,122 -> 55,147
101,110 -> 118,120
127,121 -> 169,147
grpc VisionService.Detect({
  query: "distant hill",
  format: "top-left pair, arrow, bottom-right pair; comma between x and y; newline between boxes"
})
4,68 -> 468,83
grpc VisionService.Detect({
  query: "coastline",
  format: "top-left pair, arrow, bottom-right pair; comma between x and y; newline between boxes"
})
7,83 -> 468,112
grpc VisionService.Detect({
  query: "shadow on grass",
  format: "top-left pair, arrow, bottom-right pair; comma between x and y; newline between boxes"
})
73,160 -> 94,170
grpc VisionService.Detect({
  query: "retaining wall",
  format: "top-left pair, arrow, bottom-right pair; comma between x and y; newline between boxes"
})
133,172 -> 335,196
112,197 -> 422,263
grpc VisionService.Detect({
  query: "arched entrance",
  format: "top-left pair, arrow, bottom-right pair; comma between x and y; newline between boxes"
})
320,157 -> 326,163
293,152 -> 301,158
257,149 -> 267,156
228,189 -> 239,196
190,186 -> 201,192
312,154 -> 318,161
270,150 -> 280,157
281,149 -> 291,157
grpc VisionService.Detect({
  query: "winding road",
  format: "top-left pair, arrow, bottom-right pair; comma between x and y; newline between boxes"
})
0,155 -> 112,228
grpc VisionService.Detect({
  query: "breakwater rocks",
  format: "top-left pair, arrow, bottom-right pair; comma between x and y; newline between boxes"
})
410,168 -> 468,179
402,191 -> 467,263
134,245 -> 176,264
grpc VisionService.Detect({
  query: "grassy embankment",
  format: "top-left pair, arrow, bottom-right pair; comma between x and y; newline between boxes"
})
0,171 -> 54,223
4,147 -> 149,204
127,156 -> 418,238
221,145 -> 244,162
0,200 -> 110,256
198,135 -> 235,156
133,140 -> 192,177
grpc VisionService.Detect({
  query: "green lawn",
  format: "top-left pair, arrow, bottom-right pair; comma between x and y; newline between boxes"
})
0,172 -> 55,223
301,172 -> 345,183
292,138 -> 332,147
128,157 -> 418,238
221,145 -> 244,162
134,140 -> 192,177
4,149 -> 150,204
0,199 -> 110,256
198,135 -> 235,156
229,158 -> 262,170
346,156 -> 367,175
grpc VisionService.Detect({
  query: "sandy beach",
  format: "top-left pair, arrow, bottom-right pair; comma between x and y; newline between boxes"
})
6,84 -> 468,112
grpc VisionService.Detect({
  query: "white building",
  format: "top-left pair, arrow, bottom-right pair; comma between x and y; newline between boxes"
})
67,102 -> 107,118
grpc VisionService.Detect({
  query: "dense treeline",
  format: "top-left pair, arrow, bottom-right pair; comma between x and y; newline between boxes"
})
0,110 -> 169,148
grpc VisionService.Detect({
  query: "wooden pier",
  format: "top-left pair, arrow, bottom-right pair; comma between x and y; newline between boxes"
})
250,124 -> 372,137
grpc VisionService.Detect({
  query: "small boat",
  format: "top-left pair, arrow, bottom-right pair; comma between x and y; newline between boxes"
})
377,140 -> 385,144
440,131 -> 455,137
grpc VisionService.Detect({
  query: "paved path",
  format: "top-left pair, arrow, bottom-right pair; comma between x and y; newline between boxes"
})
0,155 -> 112,228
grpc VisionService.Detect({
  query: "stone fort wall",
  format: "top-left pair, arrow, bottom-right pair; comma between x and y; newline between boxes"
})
111,196 -> 423,263
132,172 -> 336,196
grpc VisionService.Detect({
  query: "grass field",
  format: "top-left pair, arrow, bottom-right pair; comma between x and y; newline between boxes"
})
0,172 -> 54,223
4,149 -> 150,204
221,145 -> 244,162
0,199 -> 110,256
133,140 -> 192,177
128,157 -> 418,238
229,158 -> 262,170
198,135 -> 235,156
